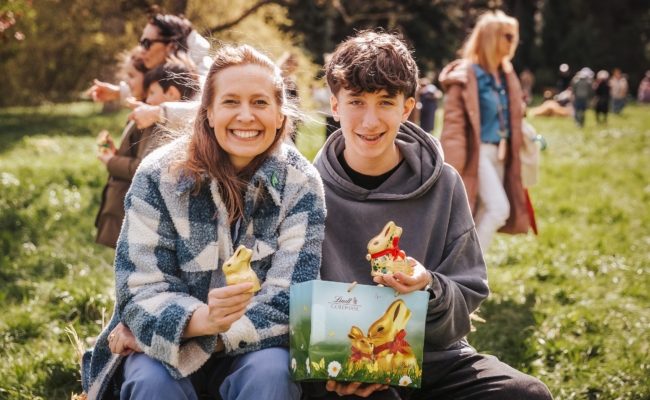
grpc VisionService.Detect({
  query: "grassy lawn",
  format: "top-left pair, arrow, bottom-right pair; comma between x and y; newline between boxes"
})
0,102 -> 648,399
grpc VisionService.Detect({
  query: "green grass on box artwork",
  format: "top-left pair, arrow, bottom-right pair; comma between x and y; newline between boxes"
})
290,280 -> 428,388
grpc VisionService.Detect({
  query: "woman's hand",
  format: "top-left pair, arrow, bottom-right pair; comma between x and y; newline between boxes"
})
108,323 -> 142,356
372,257 -> 432,294
125,97 -> 144,110
88,79 -> 120,103
184,282 -> 254,338
128,104 -> 161,129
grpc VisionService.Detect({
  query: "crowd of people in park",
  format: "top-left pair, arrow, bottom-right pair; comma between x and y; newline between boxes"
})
527,63 -> 648,127
78,6 -> 642,400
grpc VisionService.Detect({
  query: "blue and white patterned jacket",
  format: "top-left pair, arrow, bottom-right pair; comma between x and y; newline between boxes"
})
81,137 -> 326,399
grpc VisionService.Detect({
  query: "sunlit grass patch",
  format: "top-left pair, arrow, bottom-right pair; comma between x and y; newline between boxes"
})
0,102 -> 648,398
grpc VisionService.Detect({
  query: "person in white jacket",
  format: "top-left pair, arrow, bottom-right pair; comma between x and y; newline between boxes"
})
89,12 -> 210,130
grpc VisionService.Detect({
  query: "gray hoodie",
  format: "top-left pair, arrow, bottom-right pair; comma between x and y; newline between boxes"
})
314,121 -> 489,361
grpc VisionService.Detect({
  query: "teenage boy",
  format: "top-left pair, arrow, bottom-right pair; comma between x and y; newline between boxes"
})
309,31 -> 552,400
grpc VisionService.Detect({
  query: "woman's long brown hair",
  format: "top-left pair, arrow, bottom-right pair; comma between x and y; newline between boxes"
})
181,45 -> 291,223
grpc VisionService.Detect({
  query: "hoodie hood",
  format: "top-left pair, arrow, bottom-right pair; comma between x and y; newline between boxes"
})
314,121 -> 444,201
439,59 -> 470,90
439,59 -> 515,91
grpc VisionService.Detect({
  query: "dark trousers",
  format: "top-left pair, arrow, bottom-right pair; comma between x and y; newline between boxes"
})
303,352 -> 552,400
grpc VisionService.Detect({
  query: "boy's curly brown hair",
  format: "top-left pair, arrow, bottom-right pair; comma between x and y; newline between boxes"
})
325,30 -> 419,98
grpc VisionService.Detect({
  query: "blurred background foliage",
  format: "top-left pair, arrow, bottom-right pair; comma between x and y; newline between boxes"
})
1,0 -> 649,107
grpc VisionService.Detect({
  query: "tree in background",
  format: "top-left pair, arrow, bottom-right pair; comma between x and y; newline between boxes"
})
1,0 -> 648,106
279,0 -> 466,74
539,0 -> 650,91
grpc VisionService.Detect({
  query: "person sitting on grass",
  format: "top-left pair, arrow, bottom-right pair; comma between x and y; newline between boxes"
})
82,44 -> 326,400
95,55 -> 198,249
306,30 -> 553,400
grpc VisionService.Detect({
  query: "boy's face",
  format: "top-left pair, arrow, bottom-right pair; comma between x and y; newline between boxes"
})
125,62 -> 145,101
146,82 -> 180,105
331,88 -> 415,174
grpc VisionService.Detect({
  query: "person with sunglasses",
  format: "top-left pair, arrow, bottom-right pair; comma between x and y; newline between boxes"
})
439,10 -> 533,252
88,11 -> 210,124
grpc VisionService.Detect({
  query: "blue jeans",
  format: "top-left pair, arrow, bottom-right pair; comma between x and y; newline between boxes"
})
612,98 -> 626,114
573,98 -> 587,127
121,347 -> 300,400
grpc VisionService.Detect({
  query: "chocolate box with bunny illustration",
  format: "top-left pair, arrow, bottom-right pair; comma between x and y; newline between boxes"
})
289,280 -> 428,388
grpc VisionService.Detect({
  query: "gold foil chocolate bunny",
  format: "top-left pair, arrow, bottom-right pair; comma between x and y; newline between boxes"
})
223,245 -> 261,293
366,221 -> 414,277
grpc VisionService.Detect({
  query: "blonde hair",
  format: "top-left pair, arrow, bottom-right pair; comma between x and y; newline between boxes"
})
461,10 -> 519,73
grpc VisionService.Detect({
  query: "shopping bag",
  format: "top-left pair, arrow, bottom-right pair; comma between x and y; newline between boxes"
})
290,280 -> 428,388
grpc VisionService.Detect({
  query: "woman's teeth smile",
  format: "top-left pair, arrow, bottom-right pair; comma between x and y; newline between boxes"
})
230,129 -> 261,139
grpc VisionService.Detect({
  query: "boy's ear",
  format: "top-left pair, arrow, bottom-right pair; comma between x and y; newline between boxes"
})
402,97 -> 416,122
164,86 -> 182,102
330,95 -> 340,122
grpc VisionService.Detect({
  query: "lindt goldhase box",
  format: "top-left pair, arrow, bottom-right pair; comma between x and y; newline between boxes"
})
290,280 -> 428,388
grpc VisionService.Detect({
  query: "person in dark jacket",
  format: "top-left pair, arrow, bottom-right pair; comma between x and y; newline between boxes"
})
594,70 -> 610,124
94,50 -> 151,248
95,56 -> 198,248
306,30 -> 552,400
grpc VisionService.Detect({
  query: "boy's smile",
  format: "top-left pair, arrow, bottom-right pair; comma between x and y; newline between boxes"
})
331,89 -> 415,176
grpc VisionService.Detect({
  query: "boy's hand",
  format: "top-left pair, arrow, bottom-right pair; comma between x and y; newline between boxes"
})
108,323 -> 142,356
128,104 -> 161,129
96,131 -> 116,165
88,79 -> 120,103
372,257 -> 432,294
325,381 -> 388,397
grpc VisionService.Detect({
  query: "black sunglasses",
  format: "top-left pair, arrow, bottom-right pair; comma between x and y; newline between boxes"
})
139,38 -> 170,50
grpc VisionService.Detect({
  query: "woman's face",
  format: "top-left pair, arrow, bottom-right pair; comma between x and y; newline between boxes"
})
498,25 -> 518,60
140,24 -> 173,69
207,64 -> 284,171
125,61 -> 145,101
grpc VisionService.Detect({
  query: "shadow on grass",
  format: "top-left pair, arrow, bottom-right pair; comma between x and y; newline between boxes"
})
468,292 -> 539,373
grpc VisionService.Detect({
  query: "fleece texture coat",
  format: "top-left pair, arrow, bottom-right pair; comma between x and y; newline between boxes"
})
314,121 -> 489,362
82,137 -> 326,400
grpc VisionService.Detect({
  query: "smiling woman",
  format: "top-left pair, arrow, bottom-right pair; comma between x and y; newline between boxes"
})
187,46 -> 291,222
80,44 -> 326,400
207,64 -> 285,172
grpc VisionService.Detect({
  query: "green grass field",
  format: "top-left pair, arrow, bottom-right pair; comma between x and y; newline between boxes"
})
0,102 -> 648,399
